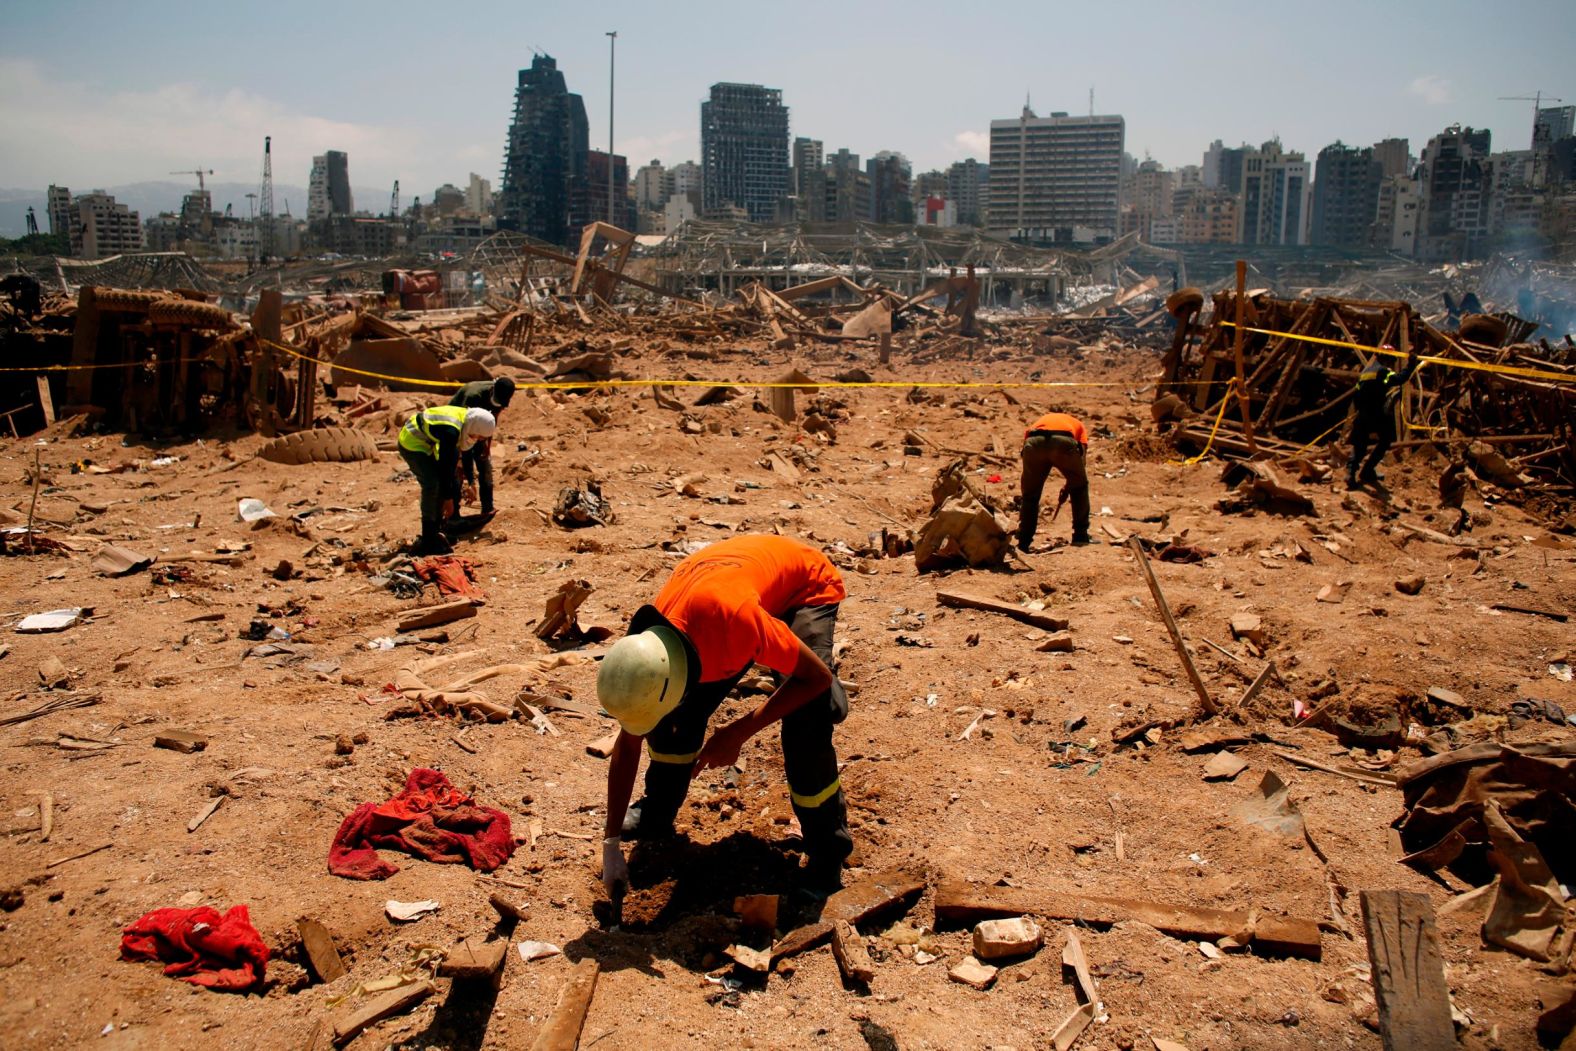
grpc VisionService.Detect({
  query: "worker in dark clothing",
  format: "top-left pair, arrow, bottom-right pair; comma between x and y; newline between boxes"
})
397,405 -> 495,555
1018,411 -> 1091,550
1347,346 -> 1419,488
447,377 -> 515,516
597,535 -> 852,903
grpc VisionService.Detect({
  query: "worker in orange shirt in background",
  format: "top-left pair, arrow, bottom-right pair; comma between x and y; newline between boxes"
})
1018,410 -> 1091,550
596,535 -> 851,903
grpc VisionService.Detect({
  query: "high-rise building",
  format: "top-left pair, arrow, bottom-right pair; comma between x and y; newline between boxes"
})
1535,106 -> 1576,147
634,160 -> 667,211
701,82 -> 790,222
307,151 -> 353,221
1311,142 -> 1382,248
1201,140 -> 1225,189
1372,175 -> 1421,253
947,159 -> 988,227
70,191 -> 143,258
867,151 -> 913,224
499,54 -> 590,246
669,161 -> 702,200
1417,125 -> 1492,261
1235,139 -> 1311,245
792,137 -> 823,198
47,186 -> 73,245
1372,138 -> 1410,179
579,151 -> 632,231
987,105 -> 1125,242
466,173 -> 493,216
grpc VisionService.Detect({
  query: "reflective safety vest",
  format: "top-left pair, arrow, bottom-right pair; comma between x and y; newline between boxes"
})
397,404 -> 468,456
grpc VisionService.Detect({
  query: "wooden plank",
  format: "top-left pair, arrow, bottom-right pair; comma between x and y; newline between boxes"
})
332,981 -> 434,1047
1126,537 -> 1217,715
935,590 -> 1069,632
529,958 -> 599,1051
934,880 -> 1320,960
396,599 -> 478,633
297,918 -> 346,983
1360,891 -> 1456,1051
36,376 -> 55,425
830,920 -> 876,984
772,870 -> 925,962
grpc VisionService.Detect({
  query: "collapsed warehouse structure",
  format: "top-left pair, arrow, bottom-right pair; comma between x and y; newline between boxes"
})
1158,287 -> 1576,498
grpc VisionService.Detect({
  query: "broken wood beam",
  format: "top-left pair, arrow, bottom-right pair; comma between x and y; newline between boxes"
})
935,590 -> 1069,632
529,958 -> 599,1051
1359,891 -> 1456,1051
772,870 -> 925,962
933,880 -> 1320,960
332,981 -> 434,1047
1126,537 -> 1218,716
395,599 -> 479,633
830,920 -> 876,984
488,892 -> 529,926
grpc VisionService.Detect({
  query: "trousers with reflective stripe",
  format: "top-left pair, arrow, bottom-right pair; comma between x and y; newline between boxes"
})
639,603 -> 851,866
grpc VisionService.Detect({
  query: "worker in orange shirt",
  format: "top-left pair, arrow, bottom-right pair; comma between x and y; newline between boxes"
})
1019,410 -> 1091,550
596,535 -> 851,902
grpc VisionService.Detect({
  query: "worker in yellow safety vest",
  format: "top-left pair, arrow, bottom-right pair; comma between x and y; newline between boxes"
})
397,405 -> 495,555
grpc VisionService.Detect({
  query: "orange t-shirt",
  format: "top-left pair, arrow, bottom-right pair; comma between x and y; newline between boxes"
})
1025,412 -> 1088,445
653,535 -> 845,682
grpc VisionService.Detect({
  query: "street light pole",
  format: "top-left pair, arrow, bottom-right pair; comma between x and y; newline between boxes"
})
606,30 -> 617,226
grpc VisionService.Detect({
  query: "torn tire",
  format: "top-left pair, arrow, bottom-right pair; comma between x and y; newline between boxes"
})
1166,287 -> 1205,317
258,426 -> 381,466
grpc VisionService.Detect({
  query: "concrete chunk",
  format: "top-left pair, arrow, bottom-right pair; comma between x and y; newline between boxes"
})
1229,613 -> 1266,647
948,955 -> 998,989
972,916 -> 1044,960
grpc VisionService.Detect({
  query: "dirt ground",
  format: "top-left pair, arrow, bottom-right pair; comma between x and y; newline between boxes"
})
1,334 -> 1572,1051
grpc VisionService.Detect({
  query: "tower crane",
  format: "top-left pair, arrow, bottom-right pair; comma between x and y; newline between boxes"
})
171,168 -> 215,194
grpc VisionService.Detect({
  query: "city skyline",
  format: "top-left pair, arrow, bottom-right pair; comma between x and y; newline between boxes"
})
1,0 -> 1571,200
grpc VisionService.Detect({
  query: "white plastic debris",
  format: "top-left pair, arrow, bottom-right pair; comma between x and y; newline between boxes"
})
366,637 -> 398,651
16,608 -> 87,634
236,498 -> 277,523
1550,663 -> 1573,682
517,940 -> 562,962
385,899 -> 440,922
150,456 -> 181,467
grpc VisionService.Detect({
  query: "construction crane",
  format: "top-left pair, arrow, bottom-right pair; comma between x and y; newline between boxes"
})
259,136 -> 275,262
390,180 -> 400,219
171,168 -> 214,194
1499,92 -> 1565,142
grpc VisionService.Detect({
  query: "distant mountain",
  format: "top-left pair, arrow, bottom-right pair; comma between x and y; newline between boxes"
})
0,181 -> 390,239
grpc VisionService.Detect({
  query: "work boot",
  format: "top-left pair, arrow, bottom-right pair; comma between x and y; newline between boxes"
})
1360,467 -> 1384,484
792,854 -> 846,906
1344,471 -> 1360,490
620,798 -> 677,842
1070,531 -> 1093,546
411,531 -> 453,556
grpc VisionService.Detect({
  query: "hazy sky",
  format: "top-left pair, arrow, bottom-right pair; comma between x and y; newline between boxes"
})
2,0 -> 1572,201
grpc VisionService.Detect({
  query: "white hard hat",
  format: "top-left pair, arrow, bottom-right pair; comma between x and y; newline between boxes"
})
463,407 -> 496,439
597,609 -> 695,736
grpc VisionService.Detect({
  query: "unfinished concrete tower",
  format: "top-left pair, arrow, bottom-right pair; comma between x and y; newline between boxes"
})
499,54 -> 590,247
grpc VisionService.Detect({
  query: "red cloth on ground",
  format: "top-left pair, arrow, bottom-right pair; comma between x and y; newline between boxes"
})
411,555 -> 484,599
328,767 -> 514,880
120,905 -> 269,992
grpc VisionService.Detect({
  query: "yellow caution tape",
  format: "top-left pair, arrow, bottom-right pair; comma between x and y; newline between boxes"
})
1219,322 -> 1576,386
258,337 -> 1181,393
1172,378 -> 1236,466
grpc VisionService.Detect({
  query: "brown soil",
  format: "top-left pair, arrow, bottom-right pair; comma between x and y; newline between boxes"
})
1,338 -> 1572,1050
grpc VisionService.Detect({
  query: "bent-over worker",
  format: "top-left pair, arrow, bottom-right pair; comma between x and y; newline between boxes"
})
447,377 -> 515,516
1018,410 -> 1091,550
1347,345 -> 1419,489
598,535 -> 852,903
396,405 -> 495,555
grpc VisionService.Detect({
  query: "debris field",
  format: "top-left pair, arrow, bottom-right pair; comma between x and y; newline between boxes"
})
1,259 -> 1574,1051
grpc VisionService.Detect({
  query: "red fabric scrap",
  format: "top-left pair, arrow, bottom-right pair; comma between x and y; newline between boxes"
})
328,767 -> 514,880
120,905 -> 269,992
411,555 -> 484,599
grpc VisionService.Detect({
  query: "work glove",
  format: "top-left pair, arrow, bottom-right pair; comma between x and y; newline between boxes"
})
601,836 -> 628,898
